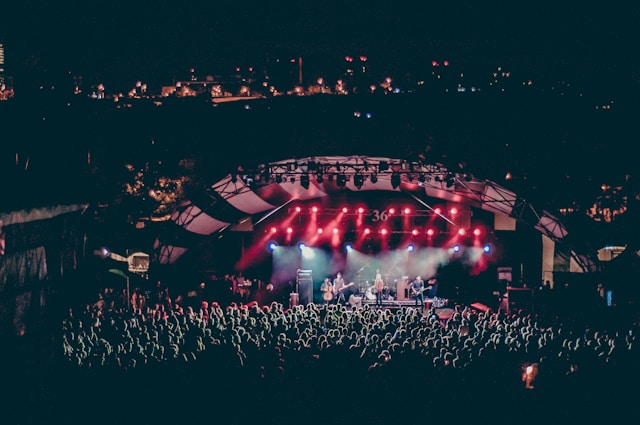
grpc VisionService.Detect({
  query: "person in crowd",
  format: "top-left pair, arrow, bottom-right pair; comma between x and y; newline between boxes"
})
60,278 -> 640,424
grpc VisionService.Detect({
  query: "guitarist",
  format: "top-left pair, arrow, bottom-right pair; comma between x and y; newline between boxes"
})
333,272 -> 347,305
410,275 -> 426,310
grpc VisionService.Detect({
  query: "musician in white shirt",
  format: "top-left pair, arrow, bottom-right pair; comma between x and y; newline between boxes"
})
374,269 -> 385,307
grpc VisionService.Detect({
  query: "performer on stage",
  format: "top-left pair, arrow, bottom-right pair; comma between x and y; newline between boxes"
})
333,272 -> 347,305
320,277 -> 333,304
374,269 -> 385,307
410,275 -> 425,309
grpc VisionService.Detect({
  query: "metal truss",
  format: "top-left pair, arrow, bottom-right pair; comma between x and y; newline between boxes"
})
156,155 -> 598,271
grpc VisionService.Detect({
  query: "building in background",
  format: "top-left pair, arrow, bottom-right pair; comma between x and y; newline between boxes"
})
0,41 -> 14,100
0,42 -> 5,85
0,41 -> 5,84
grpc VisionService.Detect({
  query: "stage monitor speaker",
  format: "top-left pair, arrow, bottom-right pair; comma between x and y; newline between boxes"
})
470,302 -> 492,313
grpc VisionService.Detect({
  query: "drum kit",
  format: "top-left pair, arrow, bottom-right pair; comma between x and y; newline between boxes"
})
357,274 -> 444,303
361,276 -> 397,301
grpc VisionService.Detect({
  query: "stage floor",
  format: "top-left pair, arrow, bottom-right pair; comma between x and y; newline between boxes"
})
353,296 -> 449,309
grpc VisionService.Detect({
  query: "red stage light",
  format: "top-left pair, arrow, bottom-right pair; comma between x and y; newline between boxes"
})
342,207 -> 348,214
357,207 -> 365,214
287,227 -> 293,234
364,228 -> 371,235
295,206 -> 301,213
458,228 -> 466,236
403,207 -> 411,215
450,207 -> 458,215
434,207 -> 442,215
426,228 -> 435,236
388,207 -> 396,215
380,228 -> 388,235
311,206 -> 318,213
332,228 -> 339,234
270,226 -> 277,233
473,228 -> 482,237
317,228 -> 323,234
411,229 -> 419,236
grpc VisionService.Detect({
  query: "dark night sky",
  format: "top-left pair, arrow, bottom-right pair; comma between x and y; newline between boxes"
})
2,2 -> 640,212
3,1 -> 640,91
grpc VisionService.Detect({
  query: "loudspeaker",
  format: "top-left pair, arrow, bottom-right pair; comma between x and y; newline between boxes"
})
497,267 -> 512,283
507,287 -> 533,302
396,276 -> 410,301
297,269 -> 313,305
506,287 -> 533,314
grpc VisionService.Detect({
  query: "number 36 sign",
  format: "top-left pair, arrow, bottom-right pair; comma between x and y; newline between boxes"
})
371,209 -> 389,222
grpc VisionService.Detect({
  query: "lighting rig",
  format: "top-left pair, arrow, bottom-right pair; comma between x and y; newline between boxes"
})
237,157 -> 466,191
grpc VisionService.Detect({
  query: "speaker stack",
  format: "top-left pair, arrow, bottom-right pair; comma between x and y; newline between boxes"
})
296,269 -> 313,305
396,276 -> 410,301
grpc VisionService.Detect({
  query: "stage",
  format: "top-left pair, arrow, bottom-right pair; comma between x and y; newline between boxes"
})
289,291 -> 494,325
352,295 -> 449,310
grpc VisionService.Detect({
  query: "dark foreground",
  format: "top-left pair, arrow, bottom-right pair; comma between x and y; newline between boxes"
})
1,296 -> 639,425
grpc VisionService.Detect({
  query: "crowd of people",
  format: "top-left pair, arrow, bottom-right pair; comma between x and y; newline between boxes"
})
50,277 -> 640,424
